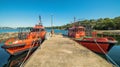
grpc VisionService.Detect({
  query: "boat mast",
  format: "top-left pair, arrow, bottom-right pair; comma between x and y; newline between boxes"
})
74,17 -> 76,23
51,15 -> 53,29
73,17 -> 76,26
39,15 -> 42,25
51,15 -> 54,37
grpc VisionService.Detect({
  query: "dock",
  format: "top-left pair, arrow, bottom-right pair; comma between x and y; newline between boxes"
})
24,34 -> 113,67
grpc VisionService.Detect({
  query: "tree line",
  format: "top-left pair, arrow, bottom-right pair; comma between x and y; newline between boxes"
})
46,16 -> 120,30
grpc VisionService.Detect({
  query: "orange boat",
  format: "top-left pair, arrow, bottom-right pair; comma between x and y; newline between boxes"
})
68,26 -> 117,54
1,16 -> 46,55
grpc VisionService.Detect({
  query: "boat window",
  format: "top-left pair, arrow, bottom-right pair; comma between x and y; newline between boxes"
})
78,28 -> 80,32
80,28 -> 81,31
76,29 -> 78,32
30,28 -> 35,32
83,28 -> 84,31
78,28 -> 81,32
30,28 -> 43,32
75,28 -> 77,32
41,29 -> 45,31
30,28 -> 32,32
18,32 -> 27,40
73,29 -> 75,32
36,29 -> 39,32
78,28 -> 84,31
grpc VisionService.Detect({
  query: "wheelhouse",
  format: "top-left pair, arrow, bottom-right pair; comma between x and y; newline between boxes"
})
68,26 -> 85,38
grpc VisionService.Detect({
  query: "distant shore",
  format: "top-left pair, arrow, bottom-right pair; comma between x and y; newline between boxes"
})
0,30 -> 120,43
96,30 -> 120,34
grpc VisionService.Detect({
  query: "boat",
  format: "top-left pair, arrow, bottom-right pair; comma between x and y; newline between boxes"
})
68,26 -> 85,38
1,16 -> 46,55
68,25 -> 117,54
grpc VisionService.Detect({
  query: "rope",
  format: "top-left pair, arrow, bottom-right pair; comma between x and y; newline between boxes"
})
94,38 -> 119,67
20,40 -> 38,67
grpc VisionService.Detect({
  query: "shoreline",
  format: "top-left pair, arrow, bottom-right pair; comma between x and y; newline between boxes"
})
0,30 -> 120,43
96,30 -> 120,34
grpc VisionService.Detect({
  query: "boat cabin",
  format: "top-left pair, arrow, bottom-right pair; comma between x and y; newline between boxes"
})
68,26 -> 85,38
27,24 -> 46,40
30,25 -> 45,32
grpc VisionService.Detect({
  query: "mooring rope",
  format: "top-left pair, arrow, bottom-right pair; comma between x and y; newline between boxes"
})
20,40 -> 38,67
94,38 -> 119,67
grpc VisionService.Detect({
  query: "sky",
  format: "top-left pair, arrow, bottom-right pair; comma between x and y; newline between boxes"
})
0,0 -> 120,27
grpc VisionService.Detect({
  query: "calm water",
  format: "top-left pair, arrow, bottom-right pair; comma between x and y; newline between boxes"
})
108,46 -> 120,66
0,29 -> 68,35
46,29 -> 68,35
0,29 -> 120,67
0,43 -> 10,67
0,29 -> 19,33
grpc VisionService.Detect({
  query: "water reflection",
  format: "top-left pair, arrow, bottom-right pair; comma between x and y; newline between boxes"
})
0,42 -> 37,67
97,46 -> 120,67
0,43 -> 10,67
0,41 -> 120,67
3,50 -> 34,67
108,46 -> 120,66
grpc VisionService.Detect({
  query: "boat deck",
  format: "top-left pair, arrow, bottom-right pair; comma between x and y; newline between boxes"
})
24,34 -> 113,67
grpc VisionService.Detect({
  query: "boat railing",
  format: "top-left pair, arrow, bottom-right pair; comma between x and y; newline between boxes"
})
107,37 -> 116,41
18,32 -> 28,40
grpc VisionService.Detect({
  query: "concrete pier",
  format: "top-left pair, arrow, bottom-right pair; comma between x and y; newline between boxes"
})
24,34 -> 113,67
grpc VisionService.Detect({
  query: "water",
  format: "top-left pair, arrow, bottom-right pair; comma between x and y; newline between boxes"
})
0,29 -> 120,67
0,43 -> 10,67
0,29 -> 68,35
0,29 -> 19,33
108,46 -> 120,66
46,29 -> 68,35
0,44 -> 120,67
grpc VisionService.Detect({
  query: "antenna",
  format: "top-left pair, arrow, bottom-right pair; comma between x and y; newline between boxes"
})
39,15 -> 42,25
51,15 -> 54,37
74,17 -> 76,23
73,17 -> 76,26
51,15 -> 53,28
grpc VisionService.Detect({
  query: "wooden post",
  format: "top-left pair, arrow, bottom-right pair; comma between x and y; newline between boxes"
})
51,15 -> 54,37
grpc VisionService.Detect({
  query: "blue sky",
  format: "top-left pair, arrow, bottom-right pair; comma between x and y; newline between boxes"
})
0,0 -> 120,27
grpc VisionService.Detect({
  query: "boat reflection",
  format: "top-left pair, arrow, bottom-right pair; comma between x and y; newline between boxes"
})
3,50 -> 35,67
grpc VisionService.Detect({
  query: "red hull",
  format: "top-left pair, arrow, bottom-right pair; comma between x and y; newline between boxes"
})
68,25 -> 117,54
75,37 -> 117,54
